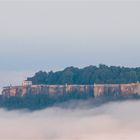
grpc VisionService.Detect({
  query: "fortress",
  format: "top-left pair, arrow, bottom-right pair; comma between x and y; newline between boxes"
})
2,81 -> 140,98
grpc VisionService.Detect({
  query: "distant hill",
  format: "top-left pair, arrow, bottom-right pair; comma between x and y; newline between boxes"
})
27,64 -> 140,85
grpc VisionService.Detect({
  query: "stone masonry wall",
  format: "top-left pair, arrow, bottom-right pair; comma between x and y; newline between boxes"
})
2,85 -> 94,97
94,83 -> 140,97
2,83 -> 140,98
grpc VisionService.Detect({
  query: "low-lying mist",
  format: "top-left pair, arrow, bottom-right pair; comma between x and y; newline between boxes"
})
0,100 -> 140,140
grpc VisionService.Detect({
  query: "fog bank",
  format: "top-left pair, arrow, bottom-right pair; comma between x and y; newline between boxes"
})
0,100 -> 140,139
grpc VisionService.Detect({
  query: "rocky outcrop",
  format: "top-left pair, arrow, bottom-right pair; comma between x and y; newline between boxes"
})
94,83 -> 140,97
2,85 -> 94,97
2,83 -> 140,98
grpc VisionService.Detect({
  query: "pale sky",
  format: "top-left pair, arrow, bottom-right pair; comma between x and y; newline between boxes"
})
0,0 -> 140,87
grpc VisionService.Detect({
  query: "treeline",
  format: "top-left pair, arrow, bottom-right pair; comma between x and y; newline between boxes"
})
28,64 -> 140,85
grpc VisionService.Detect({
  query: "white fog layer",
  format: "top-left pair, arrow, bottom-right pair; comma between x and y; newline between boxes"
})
0,100 -> 140,140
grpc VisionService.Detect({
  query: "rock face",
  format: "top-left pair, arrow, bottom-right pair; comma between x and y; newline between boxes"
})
2,85 -> 94,97
94,83 -> 140,97
2,83 -> 140,98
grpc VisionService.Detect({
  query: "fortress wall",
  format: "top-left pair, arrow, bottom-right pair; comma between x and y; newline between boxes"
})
2,83 -> 140,98
2,87 -> 10,97
104,84 -> 120,96
93,83 -> 140,97
68,85 -> 93,95
2,85 -> 94,97
133,84 -> 140,95
120,84 -> 140,96
120,84 -> 135,96
22,86 -> 28,96
2,86 -> 22,97
94,84 -> 105,97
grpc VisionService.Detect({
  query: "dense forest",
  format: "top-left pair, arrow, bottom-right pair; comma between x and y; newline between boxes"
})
28,64 -> 140,85
0,93 -> 139,110
0,91 -> 93,110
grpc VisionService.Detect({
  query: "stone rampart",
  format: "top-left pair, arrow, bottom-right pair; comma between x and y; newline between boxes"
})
94,83 -> 140,97
2,84 -> 94,97
2,83 -> 140,98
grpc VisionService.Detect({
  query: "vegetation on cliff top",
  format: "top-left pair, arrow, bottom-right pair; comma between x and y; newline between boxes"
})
27,64 -> 140,85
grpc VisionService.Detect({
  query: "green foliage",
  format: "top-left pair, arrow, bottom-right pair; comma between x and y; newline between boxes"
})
27,65 -> 140,85
0,91 -> 93,110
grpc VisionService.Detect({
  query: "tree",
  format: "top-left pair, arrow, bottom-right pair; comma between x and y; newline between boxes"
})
27,65 -> 140,85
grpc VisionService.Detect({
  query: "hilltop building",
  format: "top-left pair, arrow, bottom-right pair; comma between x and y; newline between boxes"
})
22,80 -> 32,86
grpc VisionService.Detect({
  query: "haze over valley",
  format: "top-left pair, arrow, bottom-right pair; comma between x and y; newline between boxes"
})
0,100 -> 140,140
